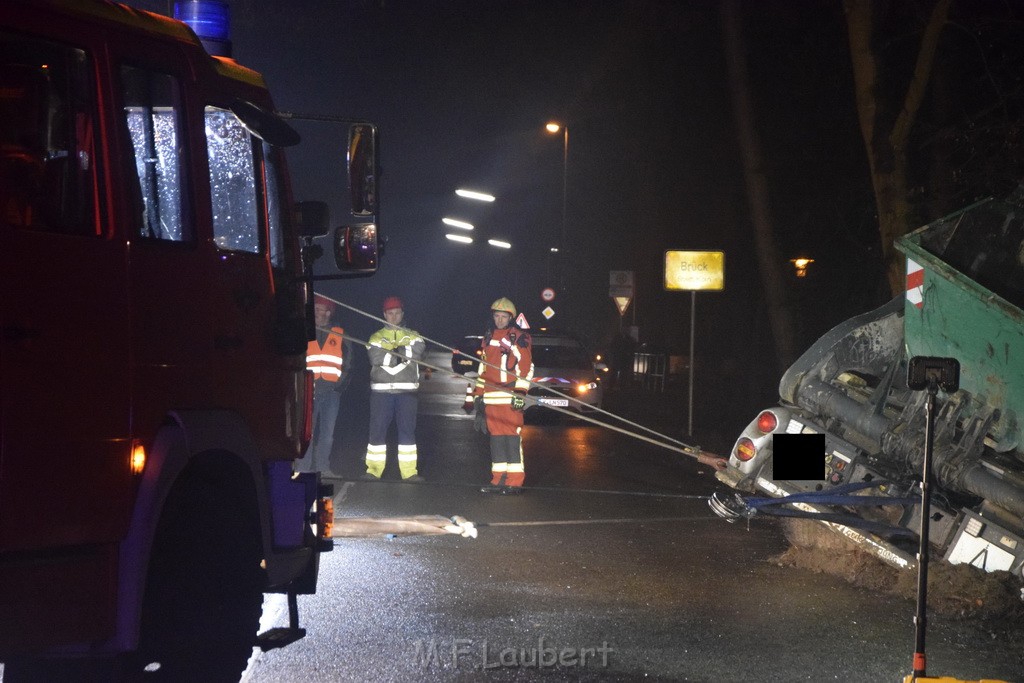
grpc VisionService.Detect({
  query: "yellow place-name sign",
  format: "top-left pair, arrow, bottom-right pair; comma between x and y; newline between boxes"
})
664,250 -> 724,291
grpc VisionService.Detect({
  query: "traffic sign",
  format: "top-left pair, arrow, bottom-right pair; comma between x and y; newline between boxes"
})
542,306 -> 555,320
609,270 -> 634,297
664,251 -> 725,291
610,270 -> 634,312
541,287 -> 555,302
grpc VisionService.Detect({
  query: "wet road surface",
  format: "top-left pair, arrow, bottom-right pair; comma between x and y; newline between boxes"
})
241,353 -> 1023,682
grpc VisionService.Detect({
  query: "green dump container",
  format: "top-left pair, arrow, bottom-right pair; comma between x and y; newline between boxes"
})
896,196 -> 1024,452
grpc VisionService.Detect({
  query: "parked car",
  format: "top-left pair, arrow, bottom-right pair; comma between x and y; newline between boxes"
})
451,335 -> 484,374
527,331 -> 604,416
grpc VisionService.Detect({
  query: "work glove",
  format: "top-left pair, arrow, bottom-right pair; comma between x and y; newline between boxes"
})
510,391 -> 526,412
473,397 -> 488,434
462,398 -> 475,414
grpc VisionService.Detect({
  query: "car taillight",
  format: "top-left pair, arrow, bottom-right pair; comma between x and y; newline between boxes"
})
756,410 -> 778,434
735,437 -> 756,462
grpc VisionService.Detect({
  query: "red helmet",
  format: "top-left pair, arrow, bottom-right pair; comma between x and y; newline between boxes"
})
313,294 -> 335,312
382,296 -> 403,312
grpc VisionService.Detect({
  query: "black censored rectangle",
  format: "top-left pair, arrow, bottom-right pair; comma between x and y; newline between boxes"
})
771,433 -> 825,480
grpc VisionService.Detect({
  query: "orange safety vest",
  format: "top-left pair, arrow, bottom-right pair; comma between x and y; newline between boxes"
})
306,326 -> 344,381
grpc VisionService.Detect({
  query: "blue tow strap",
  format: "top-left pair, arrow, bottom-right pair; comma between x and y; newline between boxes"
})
710,480 -> 920,538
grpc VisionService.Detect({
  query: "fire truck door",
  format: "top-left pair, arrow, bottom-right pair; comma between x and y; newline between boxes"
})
0,32 -> 132,552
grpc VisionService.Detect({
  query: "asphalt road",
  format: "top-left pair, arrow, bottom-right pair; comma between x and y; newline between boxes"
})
239,352 -> 1024,682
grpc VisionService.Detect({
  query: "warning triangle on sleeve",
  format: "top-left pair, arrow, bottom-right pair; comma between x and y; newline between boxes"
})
515,313 -> 530,329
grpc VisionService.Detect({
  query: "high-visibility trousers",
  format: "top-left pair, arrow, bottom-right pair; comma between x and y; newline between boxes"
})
485,402 -> 524,487
365,392 -> 419,479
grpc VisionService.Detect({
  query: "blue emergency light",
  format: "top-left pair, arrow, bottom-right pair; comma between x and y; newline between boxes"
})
174,1 -> 232,57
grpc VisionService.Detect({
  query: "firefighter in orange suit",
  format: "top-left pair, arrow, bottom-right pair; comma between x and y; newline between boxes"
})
298,295 -> 350,475
463,297 -> 533,493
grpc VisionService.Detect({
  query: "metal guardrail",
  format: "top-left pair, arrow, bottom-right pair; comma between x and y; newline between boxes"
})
632,352 -> 666,393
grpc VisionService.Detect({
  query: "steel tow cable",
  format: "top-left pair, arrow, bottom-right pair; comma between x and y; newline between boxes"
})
324,297 -> 710,461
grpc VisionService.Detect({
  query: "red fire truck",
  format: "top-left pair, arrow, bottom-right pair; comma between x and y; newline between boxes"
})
0,0 -> 379,679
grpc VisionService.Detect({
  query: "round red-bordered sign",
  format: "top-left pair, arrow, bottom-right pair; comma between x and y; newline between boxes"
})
541,287 -> 556,302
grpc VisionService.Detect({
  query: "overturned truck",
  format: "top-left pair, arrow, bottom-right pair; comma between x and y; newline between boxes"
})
718,188 -> 1024,580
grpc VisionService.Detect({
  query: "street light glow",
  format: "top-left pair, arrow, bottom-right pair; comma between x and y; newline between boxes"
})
445,233 -> 473,244
488,239 -> 512,249
455,189 -> 495,202
442,217 -> 474,230
545,122 -> 562,133
790,257 -> 814,277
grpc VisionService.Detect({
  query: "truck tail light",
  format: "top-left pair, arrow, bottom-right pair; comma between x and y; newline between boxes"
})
735,437 -> 756,462
130,440 -> 146,475
302,370 -> 314,445
318,495 -> 334,540
756,410 -> 779,434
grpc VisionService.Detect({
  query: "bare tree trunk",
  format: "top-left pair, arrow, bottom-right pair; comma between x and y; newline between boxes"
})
844,0 -> 952,295
720,0 -> 798,369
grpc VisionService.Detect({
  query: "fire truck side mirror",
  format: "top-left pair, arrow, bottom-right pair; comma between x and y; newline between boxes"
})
294,201 -> 330,238
333,224 -> 379,274
348,123 -> 378,218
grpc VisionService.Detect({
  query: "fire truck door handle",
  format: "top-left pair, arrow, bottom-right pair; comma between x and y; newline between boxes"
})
2,325 -> 41,343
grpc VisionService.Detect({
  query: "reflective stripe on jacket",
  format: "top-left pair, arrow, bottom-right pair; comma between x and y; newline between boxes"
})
471,327 -> 533,403
367,325 -> 426,392
307,326 -> 345,381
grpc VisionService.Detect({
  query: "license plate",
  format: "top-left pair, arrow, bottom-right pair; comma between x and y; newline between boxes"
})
538,398 -> 569,407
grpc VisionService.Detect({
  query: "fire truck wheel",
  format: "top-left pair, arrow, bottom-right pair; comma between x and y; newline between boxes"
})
134,458 -> 264,682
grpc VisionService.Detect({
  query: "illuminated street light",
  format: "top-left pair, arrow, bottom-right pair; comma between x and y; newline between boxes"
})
488,239 -> 512,249
545,121 -> 569,315
446,234 -> 473,244
455,188 -> 495,202
790,257 -> 815,278
544,123 -> 568,254
442,217 -> 474,230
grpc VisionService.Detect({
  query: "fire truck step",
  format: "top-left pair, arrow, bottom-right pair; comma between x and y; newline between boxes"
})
256,626 -> 307,651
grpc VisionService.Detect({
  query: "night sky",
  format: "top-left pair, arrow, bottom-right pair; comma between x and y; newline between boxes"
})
127,0 -> 897,423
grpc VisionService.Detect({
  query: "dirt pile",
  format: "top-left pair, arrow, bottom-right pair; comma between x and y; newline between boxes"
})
772,519 -> 1024,621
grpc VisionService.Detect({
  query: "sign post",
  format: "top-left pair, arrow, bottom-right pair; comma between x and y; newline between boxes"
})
663,251 -> 724,436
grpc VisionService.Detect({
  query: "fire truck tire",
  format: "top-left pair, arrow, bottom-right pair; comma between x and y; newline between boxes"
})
133,456 -> 264,682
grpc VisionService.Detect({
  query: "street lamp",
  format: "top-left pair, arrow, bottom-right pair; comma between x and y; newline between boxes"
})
545,122 -> 569,321
544,122 -> 568,257
790,257 -> 814,278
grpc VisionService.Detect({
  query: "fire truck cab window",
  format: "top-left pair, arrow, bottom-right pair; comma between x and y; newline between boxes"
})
264,141 -> 284,268
1,33 -> 98,235
121,65 -> 190,242
205,107 -> 261,254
